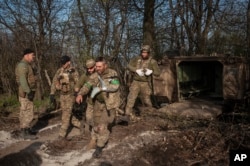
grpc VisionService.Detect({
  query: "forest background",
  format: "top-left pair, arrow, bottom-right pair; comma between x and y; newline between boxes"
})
0,0 -> 250,109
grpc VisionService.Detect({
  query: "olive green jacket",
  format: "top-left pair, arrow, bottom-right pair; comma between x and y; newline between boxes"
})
127,55 -> 161,82
78,68 -> 120,110
15,59 -> 36,97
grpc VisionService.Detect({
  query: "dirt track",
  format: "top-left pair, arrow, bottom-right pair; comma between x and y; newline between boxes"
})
0,100 -> 249,166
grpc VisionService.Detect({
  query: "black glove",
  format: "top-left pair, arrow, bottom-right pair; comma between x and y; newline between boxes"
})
50,94 -> 55,103
27,91 -> 35,101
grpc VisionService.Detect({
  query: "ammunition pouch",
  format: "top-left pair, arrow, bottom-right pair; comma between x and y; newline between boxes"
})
61,83 -> 70,93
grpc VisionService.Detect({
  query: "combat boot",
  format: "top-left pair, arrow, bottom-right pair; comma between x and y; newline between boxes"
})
92,146 -> 103,158
115,115 -> 129,124
86,138 -> 96,150
128,113 -> 140,123
20,128 -> 37,140
27,128 -> 38,135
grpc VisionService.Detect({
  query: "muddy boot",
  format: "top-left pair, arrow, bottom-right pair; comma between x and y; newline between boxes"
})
21,128 -> 37,140
28,128 -> 38,135
92,146 -> 103,158
127,113 -> 140,123
115,115 -> 129,124
86,138 -> 96,150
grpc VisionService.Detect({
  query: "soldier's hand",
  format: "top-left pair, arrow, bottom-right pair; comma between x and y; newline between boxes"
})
144,68 -> 153,76
136,69 -> 144,76
76,95 -> 83,104
27,91 -> 35,101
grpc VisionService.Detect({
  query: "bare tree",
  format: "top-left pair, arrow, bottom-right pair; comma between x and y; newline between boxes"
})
0,0 -> 71,98
174,0 -> 220,55
247,0 -> 250,56
142,0 -> 155,46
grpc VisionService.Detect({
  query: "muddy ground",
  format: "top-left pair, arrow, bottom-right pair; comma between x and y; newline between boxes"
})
0,98 -> 249,166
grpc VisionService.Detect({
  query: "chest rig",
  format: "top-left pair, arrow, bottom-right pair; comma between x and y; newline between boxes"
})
58,68 -> 75,93
136,57 -> 152,70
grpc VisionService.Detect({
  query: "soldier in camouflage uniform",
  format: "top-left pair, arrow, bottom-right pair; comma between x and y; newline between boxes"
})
15,48 -> 37,140
50,55 -> 80,139
76,56 -> 120,158
125,45 -> 161,121
74,59 -> 96,136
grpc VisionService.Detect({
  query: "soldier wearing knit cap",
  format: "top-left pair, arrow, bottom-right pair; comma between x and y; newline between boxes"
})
15,48 -> 37,140
50,55 -> 80,139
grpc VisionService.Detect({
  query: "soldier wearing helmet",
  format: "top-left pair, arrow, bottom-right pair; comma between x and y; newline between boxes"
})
50,55 -> 80,139
74,58 -> 96,141
125,44 -> 161,122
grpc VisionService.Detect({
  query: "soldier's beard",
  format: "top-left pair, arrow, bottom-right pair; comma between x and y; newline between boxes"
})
141,56 -> 149,60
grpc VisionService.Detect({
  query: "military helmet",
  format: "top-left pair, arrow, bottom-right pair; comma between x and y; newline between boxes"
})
86,59 -> 95,68
60,55 -> 71,65
141,45 -> 151,53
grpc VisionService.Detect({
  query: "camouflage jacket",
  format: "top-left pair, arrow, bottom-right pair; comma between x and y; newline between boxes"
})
78,68 -> 120,110
74,72 -> 92,92
127,55 -> 161,82
50,67 -> 79,95
15,59 -> 37,97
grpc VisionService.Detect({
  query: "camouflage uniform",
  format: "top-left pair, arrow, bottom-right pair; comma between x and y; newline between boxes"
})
75,73 -> 94,128
15,59 -> 37,129
78,68 -> 120,148
50,66 -> 79,138
125,55 -> 160,116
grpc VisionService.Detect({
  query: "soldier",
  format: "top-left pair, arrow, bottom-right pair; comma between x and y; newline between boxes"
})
50,55 -> 80,139
74,59 -> 96,137
15,48 -> 37,140
76,56 -> 120,158
125,45 -> 161,121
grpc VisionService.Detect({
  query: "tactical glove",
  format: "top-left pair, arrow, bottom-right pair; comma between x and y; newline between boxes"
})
27,91 -> 35,101
136,69 -> 144,76
144,68 -> 153,76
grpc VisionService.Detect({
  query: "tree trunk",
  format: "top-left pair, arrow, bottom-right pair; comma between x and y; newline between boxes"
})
77,0 -> 93,56
247,0 -> 250,57
143,0 -> 155,49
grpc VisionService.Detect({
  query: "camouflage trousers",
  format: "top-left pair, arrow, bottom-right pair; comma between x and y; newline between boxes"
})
125,80 -> 152,115
59,94 -> 81,137
81,102 -> 94,134
85,102 -> 94,126
19,96 -> 34,129
91,100 -> 116,147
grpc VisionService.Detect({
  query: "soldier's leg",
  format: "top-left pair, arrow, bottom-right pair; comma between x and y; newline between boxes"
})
19,96 -> 37,140
85,103 -> 94,134
92,101 -> 110,158
59,95 -> 73,138
71,94 -> 83,135
19,96 -> 34,129
140,82 -> 152,107
71,115 -> 82,135
86,129 -> 97,150
125,81 -> 140,116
